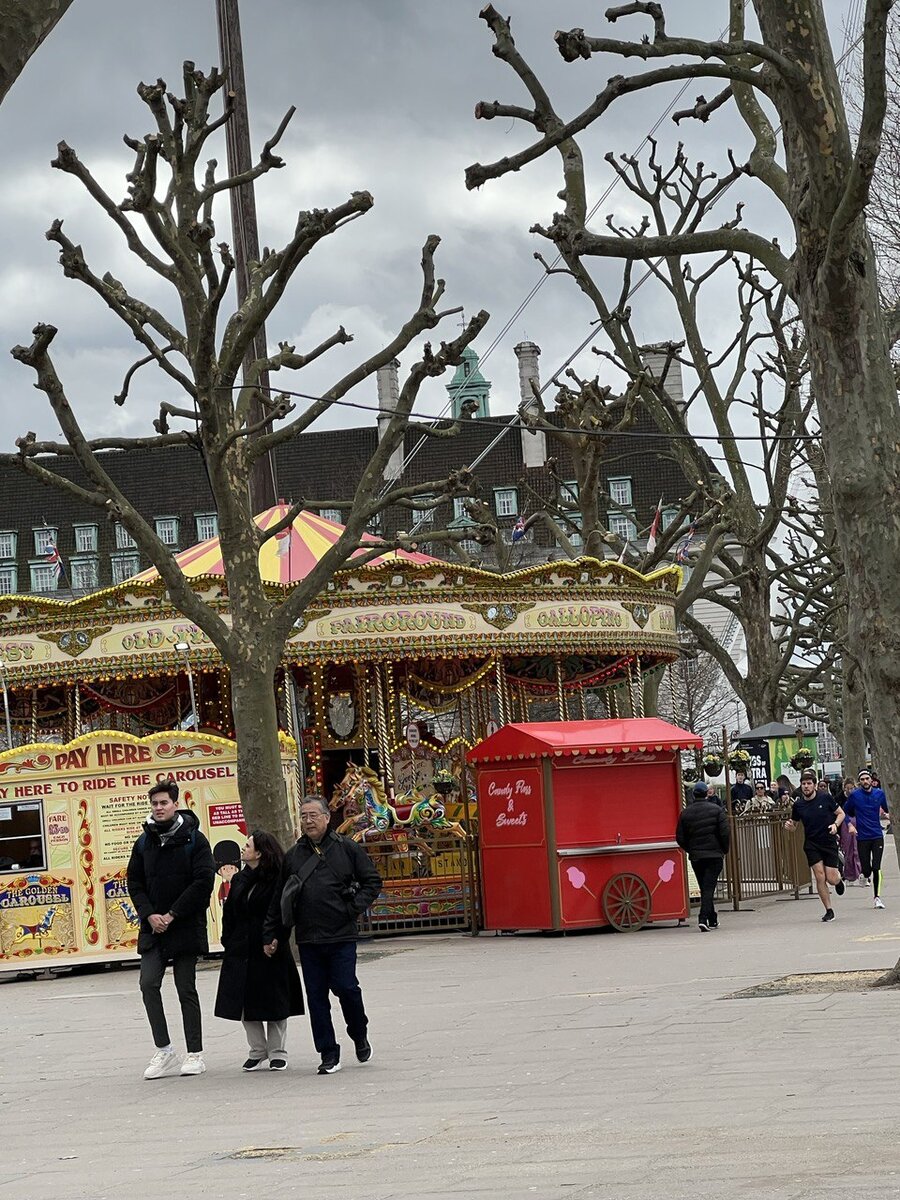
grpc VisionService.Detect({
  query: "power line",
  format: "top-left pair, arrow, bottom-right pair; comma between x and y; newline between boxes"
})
257,384 -> 820,444
386,12 -> 743,493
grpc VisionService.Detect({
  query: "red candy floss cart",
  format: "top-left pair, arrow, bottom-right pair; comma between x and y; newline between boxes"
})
468,719 -> 702,932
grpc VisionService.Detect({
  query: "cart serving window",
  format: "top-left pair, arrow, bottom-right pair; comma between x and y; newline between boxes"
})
0,801 -> 45,872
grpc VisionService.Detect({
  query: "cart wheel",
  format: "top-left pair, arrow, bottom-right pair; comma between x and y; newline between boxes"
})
601,872 -> 652,931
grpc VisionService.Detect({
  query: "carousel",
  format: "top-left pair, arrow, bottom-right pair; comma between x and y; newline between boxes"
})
0,504 -> 682,942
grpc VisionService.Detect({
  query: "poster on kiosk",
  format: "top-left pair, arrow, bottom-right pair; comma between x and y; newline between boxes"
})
0,730 -> 298,972
469,719 -> 702,933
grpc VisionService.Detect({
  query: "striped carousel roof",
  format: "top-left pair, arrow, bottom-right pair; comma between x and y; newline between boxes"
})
130,503 -> 436,585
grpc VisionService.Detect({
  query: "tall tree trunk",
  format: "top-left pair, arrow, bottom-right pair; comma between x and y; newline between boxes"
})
795,248 -> 900,878
738,550 -> 784,727
840,655 -> 867,778
229,659 -> 295,850
643,669 -> 661,718
0,0 -> 73,103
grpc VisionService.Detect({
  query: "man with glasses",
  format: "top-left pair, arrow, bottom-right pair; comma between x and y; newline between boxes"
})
264,795 -> 382,1075
844,769 -> 890,908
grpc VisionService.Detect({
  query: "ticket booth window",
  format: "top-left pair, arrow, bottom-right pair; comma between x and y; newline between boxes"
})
0,801 -> 45,871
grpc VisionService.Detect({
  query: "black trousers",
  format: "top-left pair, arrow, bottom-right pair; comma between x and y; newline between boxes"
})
858,838 -> 885,895
139,947 -> 203,1052
690,856 -> 724,925
298,941 -> 368,1055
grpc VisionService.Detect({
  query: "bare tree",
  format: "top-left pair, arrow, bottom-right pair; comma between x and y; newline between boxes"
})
0,0 -> 73,104
466,1 -> 900,824
658,639 -> 741,744
3,65 -> 489,847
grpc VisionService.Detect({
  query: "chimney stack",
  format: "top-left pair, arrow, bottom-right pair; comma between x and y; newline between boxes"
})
514,341 -> 546,469
375,359 -> 404,481
640,344 -> 685,411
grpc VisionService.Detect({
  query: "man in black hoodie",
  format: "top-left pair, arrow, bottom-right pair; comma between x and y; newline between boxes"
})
127,780 -> 215,1080
676,780 -> 731,932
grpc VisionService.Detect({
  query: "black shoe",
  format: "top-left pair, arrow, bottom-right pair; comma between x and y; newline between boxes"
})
835,879 -> 845,896
355,1038 -> 372,1064
317,1049 -> 341,1075
242,1058 -> 267,1071
708,920 -> 719,930
269,1059 -> 287,1071
698,920 -> 709,932
822,908 -> 835,922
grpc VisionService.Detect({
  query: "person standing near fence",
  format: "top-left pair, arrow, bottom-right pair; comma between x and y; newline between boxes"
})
676,781 -> 731,932
844,770 -> 889,909
784,770 -> 845,922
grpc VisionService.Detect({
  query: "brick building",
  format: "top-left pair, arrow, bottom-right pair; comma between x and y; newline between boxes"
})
0,342 -> 695,595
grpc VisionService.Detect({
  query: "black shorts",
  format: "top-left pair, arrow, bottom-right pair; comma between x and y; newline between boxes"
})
804,841 -> 840,869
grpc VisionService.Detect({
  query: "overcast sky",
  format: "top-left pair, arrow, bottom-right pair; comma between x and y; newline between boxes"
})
0,0 -> 860,458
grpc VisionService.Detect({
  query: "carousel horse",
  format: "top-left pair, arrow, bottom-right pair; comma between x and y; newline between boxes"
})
13,906 -> 58,943
330,763 -> 466,843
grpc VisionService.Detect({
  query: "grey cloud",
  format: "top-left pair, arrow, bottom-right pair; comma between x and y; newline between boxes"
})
0,0 -> 858,454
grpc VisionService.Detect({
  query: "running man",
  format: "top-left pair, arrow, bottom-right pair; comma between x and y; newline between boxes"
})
784,769 -> 846,922
844,769 -> 889,909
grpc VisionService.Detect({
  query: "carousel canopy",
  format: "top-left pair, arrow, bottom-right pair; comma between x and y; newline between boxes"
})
467,719 -> 703,763
130,503 -> 435,585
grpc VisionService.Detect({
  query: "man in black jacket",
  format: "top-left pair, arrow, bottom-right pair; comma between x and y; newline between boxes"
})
126,780 -> 215,1079
264,794 -> 382,1075
676,781 -> 731,932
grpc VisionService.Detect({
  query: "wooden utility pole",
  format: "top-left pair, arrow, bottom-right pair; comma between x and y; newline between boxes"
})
215,0 -> 278,513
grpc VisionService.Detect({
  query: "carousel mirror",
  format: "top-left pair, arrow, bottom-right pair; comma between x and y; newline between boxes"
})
325,690 -> 357,741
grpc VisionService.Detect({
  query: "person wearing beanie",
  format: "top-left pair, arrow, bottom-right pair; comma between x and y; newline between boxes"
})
676,781 -> 731,931
844,769 -> 889,908
785,770 -> 846,922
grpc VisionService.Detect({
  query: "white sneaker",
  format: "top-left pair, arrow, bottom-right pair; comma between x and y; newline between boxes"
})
144,1049 -> 181,1080
861,877 -> 871,886
180,1052 -> 206,1076
874,897 -> 886,909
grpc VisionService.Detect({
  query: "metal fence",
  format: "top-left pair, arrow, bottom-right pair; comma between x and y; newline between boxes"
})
715,811 -> 809,906
357,833 -> 479,937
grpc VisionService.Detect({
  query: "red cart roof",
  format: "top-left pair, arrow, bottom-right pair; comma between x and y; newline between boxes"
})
467,718 -> 703,764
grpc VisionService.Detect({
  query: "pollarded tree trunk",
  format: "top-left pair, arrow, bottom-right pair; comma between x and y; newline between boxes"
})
0,1 -> 73,103
794,248 -> 900,865
228,658 -> 294,850
643,669 -> 661,718
840,656 -> 867,778
737,547 -> 785,728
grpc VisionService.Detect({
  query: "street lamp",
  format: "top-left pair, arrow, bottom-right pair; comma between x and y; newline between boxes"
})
0,655 -> 12,748
174,642 -> 198,732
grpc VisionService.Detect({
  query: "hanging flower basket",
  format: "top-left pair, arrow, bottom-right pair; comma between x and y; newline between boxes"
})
702,752 -> 724,778
727,749 -> 751,772
432,769 -> 456,796
790,748 -> 815,770
682,766 -> 699,783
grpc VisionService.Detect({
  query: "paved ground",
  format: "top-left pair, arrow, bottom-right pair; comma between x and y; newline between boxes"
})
4,849 -> 900,1200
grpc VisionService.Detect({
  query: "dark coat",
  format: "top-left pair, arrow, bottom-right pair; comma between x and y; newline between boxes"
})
214,866 -> 304,1022
265,831 -> 382,945
126,810 -> 216,956
676,797 -> 731,861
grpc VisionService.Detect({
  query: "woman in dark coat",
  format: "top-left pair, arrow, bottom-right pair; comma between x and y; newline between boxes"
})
214,830 -> 304,1071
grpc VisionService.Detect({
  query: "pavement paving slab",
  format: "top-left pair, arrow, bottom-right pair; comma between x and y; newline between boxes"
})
4,844 -> 900,1199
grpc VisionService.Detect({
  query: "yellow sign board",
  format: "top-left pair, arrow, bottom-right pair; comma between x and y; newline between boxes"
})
0,730 -> 298,970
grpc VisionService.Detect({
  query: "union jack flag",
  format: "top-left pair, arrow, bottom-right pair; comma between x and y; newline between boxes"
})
44,540 -> 63,578
511,515 -> 527,543
675,523 -> 696,565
